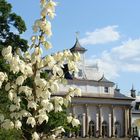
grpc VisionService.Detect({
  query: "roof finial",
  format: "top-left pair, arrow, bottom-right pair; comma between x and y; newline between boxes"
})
75,31 -> 80,40
115,83 -> 120,92
115,83 -> 118,89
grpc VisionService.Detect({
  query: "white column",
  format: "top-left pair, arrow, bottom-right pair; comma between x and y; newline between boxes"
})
96,113 -> 99,131
111,105 -> 115,137
85,104 -> 89,137
99,105 -> 102,137
129,107 -> 132,136
109,114 -> 112,137
82,113 -> 86,137
124,108 -> 128,137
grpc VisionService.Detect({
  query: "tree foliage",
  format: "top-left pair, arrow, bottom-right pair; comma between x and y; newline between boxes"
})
0,1 -> 28,139
0,0 -> 29,112
0,0 -> 28,53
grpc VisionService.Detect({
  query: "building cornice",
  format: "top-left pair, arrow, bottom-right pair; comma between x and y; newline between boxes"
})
54,93 -> 135,101
67,79 -> 115,86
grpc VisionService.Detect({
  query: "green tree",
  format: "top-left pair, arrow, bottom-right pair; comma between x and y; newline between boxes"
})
0,0 -> 28,139
0,0 -> 28,54
0,0 -> 29,111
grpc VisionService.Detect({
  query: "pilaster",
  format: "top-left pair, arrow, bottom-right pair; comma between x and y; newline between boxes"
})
109,114 -> 112,137
111,105 -> 115,137
98,104 -> 102,137
128,106 -> 132,137
82,113 -> 86,137
85,104 -> 89,137
123,107 -> 128,137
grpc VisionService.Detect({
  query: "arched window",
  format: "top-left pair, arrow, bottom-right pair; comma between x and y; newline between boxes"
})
88,120 -> 96,137
115,121 -> 121,138
102,121 -> 108,137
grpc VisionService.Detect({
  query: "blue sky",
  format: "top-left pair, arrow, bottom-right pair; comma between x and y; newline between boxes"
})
7,0 -> 140,95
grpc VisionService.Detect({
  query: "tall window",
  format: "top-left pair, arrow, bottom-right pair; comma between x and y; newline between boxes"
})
104,87 -> 109,93
77,114 -> 83,137
89,121 -> 96,137
102,121 -> 108,137
115,121 -> 121,138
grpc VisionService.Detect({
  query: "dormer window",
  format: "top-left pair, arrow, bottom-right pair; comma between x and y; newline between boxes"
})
104,87 -> 109,93
135,102 -> 140,110
78,69 -> 83,77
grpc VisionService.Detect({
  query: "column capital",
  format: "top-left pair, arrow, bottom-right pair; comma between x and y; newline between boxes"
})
97,104 -> 102,108
71,104 -> 74,107
123,106 -> 129,110
129,105 -> 133,109
111,105 -> 114,109
85,104 -> 88,108
82,113 -> 86,116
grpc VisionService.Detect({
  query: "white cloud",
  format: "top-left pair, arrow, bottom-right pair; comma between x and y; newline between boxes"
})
112,38 -> 140,60
86,38 -> 140,79
123,64 -> 140,72
80,25 -> 120,46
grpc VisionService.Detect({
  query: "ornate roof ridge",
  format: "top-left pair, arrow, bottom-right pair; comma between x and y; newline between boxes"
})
98,74 -> 112,83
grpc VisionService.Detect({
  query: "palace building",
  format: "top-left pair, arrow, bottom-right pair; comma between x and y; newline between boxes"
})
57,37 -> 135,138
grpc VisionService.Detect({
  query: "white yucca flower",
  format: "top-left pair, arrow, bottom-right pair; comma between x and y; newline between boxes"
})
16,75 -> 25,86
72,118 -> 80,127
2,45 -> 12,57
38,114 -> 48,124
67,116 -> 73,123
15,120 -> 22,129
26,117 -> 36,128
2,119 -> 14,130
32,132 -> 40,140
28,101 -> 37,110
5,82 -> 11,91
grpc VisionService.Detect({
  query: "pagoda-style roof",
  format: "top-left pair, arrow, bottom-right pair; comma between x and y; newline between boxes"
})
70,38 -> 87,53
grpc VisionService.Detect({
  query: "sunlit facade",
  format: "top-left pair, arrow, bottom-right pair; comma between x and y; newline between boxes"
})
57,38 -> 134,138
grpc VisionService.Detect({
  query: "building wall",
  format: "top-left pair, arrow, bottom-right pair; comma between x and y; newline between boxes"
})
88,106 -> 97,122
69,102 -> 131,138
59,83 -> 114,95
114,107 -> 124,137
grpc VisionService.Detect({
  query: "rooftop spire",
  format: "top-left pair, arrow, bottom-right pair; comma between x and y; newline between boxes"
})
131,84 -> 136,92
70,33 -> 87,53
130,84 -> 136,98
